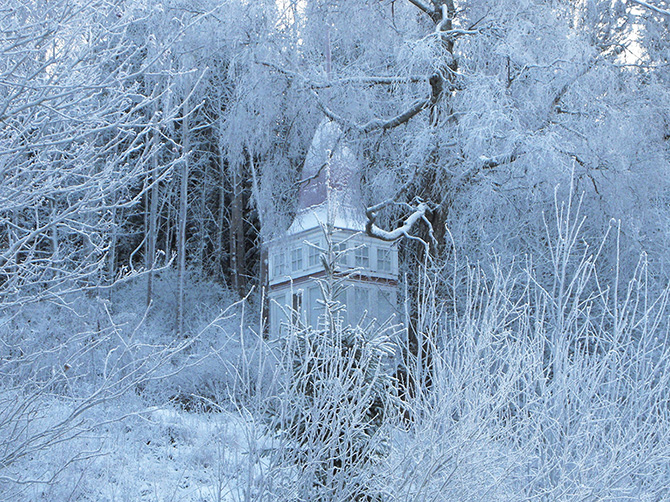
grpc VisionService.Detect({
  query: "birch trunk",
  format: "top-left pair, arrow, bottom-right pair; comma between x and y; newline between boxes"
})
230,160 -> 245,296
146,131 -> 159,307
177,100 -> 190,336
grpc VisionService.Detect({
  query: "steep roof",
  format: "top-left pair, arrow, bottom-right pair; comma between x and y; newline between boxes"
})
287,120 -> 367,235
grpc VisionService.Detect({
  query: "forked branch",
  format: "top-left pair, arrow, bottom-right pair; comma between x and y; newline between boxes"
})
366,199 -> 430,241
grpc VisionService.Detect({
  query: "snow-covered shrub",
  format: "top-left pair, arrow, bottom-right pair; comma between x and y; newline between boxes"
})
264,236 -> 397,501
271,316 -> 395,501
376,192 -> 670,501
108,270 -> 271,410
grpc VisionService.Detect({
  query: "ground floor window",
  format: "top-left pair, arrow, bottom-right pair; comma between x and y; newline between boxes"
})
291,291 -> 303,324
352,286 -> 370,324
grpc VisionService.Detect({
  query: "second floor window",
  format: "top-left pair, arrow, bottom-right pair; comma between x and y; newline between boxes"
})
334,241 -> 349,266
308,241 -> 321,267
273,251 -> 287,277
353,286 -> 369,322
377,248 -> 392,272
354,245 -> 369,268
291,247 -> 303,272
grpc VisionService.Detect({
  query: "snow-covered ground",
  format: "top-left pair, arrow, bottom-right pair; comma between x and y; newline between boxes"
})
0,272 -> 269,502
2,396 -> 267,501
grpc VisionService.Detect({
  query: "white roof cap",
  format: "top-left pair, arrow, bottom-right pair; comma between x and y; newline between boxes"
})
288,120 -> 366,235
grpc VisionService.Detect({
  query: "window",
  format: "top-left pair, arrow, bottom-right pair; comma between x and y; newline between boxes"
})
354,245 -> 369,268
291,247 -> 303,272
273,250 -> 287,278
377,247 -> 392,272
308,241 -> 322,267
334,241 -> 349,267
270,301 -> 280,334
270,293 -> 287,336
308,286 -> 323,327
291,291 -> 303,324
334,286 -> 348,325
353,286 -> 369,323
377,290 -> 393,322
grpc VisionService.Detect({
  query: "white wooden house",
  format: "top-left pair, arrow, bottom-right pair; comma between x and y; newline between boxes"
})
266,120 -> 399,335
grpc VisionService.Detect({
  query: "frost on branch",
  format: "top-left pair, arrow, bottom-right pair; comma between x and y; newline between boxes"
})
365,199 -> 430,242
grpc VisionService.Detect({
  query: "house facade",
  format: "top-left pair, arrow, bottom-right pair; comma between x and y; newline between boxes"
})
266,120 -> 399,335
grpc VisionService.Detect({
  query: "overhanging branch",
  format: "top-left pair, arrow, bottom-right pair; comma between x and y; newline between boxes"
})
630,0 -> 670,17
310,75 -> 427,88
366,200 -> 430,241
406,0 -> 434,16
315,72 -> 443,134
361,98 -> 431,132
454,151 -> 521,189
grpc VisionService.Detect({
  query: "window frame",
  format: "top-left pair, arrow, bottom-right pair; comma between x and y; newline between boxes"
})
273,249 -> 287,278
354,244 -> 370,268
291,246 -> 303,272
307,239 -> 322,268
376,247 -> 392,272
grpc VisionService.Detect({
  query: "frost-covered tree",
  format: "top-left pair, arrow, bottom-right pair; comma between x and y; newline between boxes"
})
0,0 -> 187,305
231,0 -> 669,283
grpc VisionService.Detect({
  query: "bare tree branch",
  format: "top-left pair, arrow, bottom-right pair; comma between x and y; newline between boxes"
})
361,98 -> 431,132
406,0 -> 434,16
259,60 -> 426,89
366,200 -> 430,241
315,73 -> 443,133
453,151 -> 521,190
309,75 -> 427,88
630,0 -> 670,17
312,93 -> 363,132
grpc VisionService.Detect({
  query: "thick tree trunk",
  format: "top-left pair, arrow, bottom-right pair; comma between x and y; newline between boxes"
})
214,112 -> 228,283
198,155 -> 207,272
217,160 -> 226,281
165,185 -> 173,264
